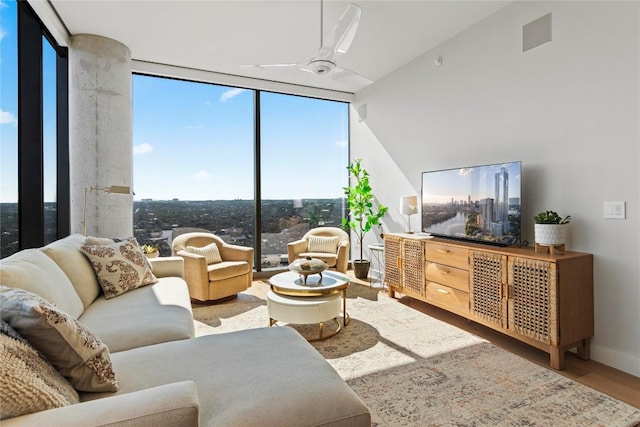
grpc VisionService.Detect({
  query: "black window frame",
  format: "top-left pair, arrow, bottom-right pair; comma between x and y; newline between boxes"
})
14,0 -> 69,252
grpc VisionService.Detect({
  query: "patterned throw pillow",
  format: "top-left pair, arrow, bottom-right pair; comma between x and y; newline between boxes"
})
186,242 -> 223,264
0,286 -> 118,393
0,320 -> 79,419
307,235 -> 340,253
81,237 -> 158,299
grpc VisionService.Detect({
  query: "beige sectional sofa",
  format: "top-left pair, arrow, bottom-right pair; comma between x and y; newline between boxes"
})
0,234 -> 371,426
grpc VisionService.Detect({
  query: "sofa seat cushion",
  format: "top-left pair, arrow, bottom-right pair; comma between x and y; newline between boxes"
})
41,234 -> 101,309
78,277 -> 195,353
0,249 -> 84,319
84,327 -> 371,427
207,261 -> 250,281
299,252 -> 338,267
0,320 -> 79,419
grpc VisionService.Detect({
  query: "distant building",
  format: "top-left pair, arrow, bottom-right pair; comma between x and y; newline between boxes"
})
494,167 -> 509,224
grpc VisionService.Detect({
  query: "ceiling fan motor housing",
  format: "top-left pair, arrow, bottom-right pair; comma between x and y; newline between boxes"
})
308,59 -> 336,75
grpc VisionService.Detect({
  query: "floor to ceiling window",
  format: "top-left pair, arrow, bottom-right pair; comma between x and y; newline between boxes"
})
259,92 -> 348,269
0,0 -> 19,257
43,37 -> 58,245
132,75 -> 349,270
0,0 -> 68,259
132,75 -> 255,257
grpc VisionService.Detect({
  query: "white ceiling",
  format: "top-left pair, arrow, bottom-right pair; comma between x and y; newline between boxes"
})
49,0 -> 511,94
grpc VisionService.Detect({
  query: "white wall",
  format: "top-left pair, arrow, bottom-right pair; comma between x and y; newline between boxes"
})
351,1 -> 640,376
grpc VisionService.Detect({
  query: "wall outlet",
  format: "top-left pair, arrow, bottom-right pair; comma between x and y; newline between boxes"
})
604,201 -> 626,219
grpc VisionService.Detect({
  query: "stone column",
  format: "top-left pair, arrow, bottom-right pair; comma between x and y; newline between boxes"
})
69,34 -> 133,238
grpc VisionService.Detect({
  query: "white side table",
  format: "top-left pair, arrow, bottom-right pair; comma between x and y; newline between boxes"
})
368,244 -> 385,289
266,290 -> 342,341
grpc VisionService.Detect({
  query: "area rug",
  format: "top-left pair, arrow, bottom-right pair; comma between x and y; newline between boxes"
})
192,281 -> 640,427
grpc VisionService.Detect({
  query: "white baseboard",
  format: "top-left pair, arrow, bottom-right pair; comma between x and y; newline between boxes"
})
591,344 -> 640,377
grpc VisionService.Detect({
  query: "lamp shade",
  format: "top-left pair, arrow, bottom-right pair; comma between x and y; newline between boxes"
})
401,195 -> 418,215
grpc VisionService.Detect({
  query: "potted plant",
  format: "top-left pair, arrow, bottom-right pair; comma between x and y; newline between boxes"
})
342,159 -> 388,279
533,210 -> 571,249
141,243 -> 160,258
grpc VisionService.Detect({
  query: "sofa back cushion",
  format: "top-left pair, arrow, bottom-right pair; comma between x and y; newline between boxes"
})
0,249 -> 84,318
41,234 -> 101,309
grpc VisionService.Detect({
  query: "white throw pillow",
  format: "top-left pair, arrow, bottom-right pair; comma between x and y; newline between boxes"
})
186,243 -> 222,264
81,238 -> 158,299
0,287 -> 118,393
307,235 -> 340,253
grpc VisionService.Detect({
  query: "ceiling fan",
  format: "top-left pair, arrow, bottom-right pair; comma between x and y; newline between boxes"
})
244,1 -> 372,87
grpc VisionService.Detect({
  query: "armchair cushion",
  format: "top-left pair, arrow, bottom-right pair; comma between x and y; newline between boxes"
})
81,238 -> 158,300
0,287 -> 118,393
307,235 -> 340,253
208,261 -> 251,281
186,243 -> 222,264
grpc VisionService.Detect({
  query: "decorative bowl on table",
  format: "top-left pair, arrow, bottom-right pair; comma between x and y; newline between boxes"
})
289,256 -> 327,283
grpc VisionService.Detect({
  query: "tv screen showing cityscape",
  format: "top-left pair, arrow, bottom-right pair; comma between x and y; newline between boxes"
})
421,161 -> 521,246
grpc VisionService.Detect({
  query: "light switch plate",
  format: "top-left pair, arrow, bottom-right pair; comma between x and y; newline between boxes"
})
604,201 -> 626,219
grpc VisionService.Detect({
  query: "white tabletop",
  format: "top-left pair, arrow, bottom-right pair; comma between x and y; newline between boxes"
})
269,270 -> 349,296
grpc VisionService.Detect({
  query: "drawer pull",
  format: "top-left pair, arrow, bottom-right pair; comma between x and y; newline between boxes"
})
436,249 -> 450,254
437,288 -> 450,294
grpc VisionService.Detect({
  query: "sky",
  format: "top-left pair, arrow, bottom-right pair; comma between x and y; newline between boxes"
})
0,0 -> 349,203
132,75 -> 348,201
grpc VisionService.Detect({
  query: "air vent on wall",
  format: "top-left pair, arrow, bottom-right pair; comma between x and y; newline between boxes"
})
523,13 -> 552,53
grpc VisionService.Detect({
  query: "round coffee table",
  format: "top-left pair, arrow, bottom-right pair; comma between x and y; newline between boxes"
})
267,270 -> 350,340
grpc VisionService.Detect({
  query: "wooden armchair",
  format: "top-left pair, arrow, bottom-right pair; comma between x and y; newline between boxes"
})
287,227 -> 350,273
172,232 -> 253,302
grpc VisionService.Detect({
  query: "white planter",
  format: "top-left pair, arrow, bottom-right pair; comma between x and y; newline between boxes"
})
534,223 -> 567,246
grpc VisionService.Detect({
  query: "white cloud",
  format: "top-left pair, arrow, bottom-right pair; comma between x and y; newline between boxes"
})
0,29 -> 6,42
220,88 -> 247,103
335,139 -> 348,148
0,109 -> 17,126
192,170 -> 211,181
133,143 -> 153,155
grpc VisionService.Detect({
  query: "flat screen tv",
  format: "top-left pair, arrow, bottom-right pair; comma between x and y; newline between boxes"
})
421,161 -> 521,246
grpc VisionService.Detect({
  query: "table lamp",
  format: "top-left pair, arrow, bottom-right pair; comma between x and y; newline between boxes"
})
401,195 -> 418,234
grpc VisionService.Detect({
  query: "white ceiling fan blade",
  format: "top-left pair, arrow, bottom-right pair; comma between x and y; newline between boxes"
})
318,3 -> 362,60
240,63 -> 299,70
331,66 -> 372,87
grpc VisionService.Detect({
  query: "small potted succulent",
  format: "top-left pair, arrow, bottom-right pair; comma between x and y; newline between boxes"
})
533,211 -> 571,247
141,244 -> 160,258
